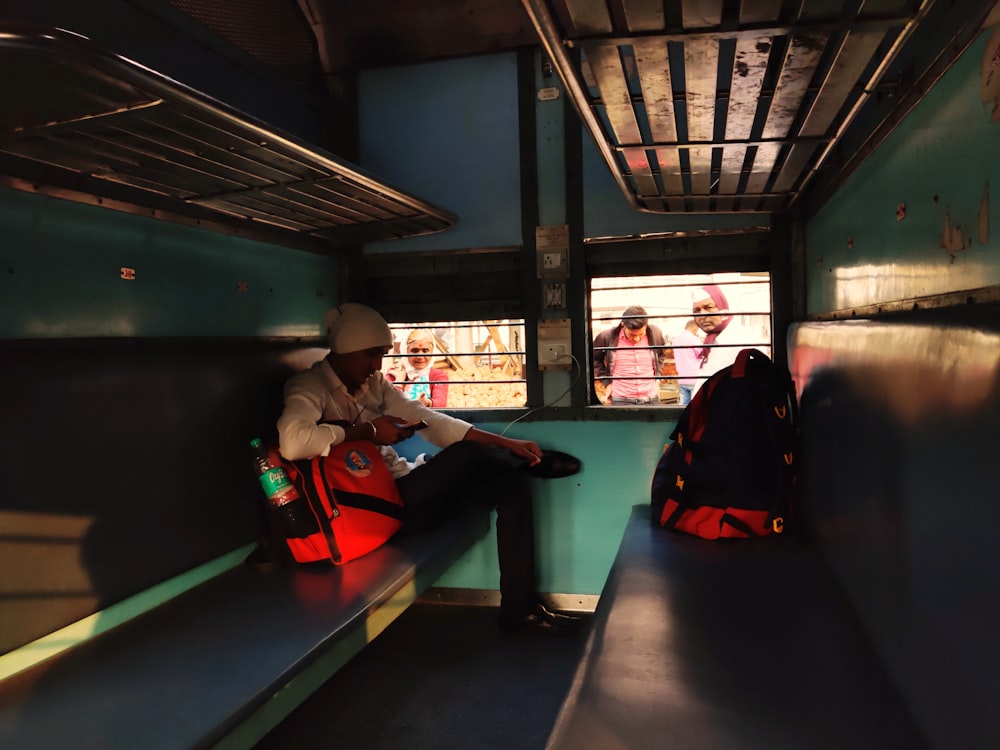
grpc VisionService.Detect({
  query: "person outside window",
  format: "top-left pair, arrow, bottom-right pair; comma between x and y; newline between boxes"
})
277,303 -> 583,635
671,319 -> 704,405
386,328 -> 449,407
593,305 -> 667,405
691,285 -> 758,377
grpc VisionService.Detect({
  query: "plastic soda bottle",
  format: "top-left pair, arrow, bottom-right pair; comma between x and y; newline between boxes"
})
250,438 -> 300,508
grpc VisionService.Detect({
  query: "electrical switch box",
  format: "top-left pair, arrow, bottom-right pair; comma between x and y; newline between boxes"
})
542,282 -> 566,310
537,319 -> 572,370
536,225 -> 570,279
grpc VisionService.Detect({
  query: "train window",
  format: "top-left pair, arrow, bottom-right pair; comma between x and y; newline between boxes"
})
382,320 -> 527,408
591,273 -> 772,406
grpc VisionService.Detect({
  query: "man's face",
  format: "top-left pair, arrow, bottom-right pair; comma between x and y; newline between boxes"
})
692,297 -> 724,333
406,338 -> 433,369
331,346 -> 391,391
623,324 -> 647,343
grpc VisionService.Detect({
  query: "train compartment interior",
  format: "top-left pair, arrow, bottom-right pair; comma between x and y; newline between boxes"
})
1,1 -> 999,748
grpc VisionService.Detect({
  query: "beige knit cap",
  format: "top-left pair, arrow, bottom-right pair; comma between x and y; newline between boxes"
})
323,304 -> 393,353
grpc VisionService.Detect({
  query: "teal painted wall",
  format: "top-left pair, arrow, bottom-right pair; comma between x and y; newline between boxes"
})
397,418 -> 675,596
536,51 -> 568,228
805,29 -> 1000,314
0,2 -> 339,340
0,189 -> 338,338
358,54 -> 523,253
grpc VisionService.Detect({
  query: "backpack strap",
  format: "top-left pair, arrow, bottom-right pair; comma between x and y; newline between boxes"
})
316,458 -> 404,520
297,458 -> 344,562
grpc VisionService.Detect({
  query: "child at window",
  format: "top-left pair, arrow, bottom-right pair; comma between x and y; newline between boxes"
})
387,328 -> 450,407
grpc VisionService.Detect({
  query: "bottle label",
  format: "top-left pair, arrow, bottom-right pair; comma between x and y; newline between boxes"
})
258,467 -> 293,499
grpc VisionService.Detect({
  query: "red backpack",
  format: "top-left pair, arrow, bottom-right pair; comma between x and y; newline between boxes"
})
650,349 -> 797,540
262,441 -> 404,564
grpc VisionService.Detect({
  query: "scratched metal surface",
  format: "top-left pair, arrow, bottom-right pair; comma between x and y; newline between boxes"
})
523,0 -> 923,214
790,312 -> 1000,750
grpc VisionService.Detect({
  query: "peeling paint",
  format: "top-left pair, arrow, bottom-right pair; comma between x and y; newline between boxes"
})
940,208 -> 972,255
795,35 -> 826,54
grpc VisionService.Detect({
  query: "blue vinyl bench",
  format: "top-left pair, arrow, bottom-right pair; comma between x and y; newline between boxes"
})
0,509 -> 489,750
546,504 -> 927,750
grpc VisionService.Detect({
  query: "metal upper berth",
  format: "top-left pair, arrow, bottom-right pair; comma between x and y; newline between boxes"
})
520,0 -> 958,215
0,24 -> 457,251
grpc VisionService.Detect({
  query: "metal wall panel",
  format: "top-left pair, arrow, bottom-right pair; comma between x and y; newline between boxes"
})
790,315 -> 1000,749
805,31 -> 1000,317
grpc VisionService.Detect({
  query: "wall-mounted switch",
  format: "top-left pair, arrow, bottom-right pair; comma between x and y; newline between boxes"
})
538,319 -> 572,370
536,225 -> 570,279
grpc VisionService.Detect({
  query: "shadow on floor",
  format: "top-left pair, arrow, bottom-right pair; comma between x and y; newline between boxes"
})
252,603 -> 591,750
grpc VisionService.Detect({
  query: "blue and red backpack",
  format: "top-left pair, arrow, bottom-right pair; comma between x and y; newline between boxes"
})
651,348 -> 798,540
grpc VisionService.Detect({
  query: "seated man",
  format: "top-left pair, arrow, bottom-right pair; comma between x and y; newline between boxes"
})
277,303 -> 582,635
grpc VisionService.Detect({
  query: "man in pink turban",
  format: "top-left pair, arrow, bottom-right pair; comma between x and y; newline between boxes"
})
691,285 -> 743,383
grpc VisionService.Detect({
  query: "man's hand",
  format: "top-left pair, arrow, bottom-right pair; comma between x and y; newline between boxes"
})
506,437 -> 543,466
371,415 -> 422,445
462,427 -> 542,466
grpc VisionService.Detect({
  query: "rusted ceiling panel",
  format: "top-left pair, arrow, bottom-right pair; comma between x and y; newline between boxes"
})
524,0 -> 931,214
761,34 -> 827,140
632,38 -> 684,211
680,0 -> 722,214
683,37 -> 717,197
798,30 -> 886,137
681,0 -> 722,29
564,0 -> 613,34
0,24 -> 456,250
771,142 -> 819,194
621,0 -> 664,32
717,35 -> 772,210
632,39 -> 676,143
740,1 -> 784,25
586,44 -> 658,201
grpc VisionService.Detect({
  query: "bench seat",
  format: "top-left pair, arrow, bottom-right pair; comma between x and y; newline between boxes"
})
0,509 -> 489,750
546,504 -> 927,750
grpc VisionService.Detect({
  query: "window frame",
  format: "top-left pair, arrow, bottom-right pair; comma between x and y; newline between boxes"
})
587,270 -> 775,408
383,319 -> 529,410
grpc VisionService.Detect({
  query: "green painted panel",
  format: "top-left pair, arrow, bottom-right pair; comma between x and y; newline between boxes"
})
429,418 -> 675,595
0,189 -> 338,338
806,30 -> 1000,314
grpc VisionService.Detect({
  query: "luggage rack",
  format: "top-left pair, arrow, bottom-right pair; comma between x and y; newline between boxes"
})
520,0 -> 938,215
0,24 -> 457,252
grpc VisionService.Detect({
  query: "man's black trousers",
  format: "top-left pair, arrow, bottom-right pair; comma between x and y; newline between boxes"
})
394,441 -> 537,620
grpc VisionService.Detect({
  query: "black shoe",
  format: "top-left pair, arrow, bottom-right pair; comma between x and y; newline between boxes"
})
499,604 -> 585,636
524,450 -> 582,479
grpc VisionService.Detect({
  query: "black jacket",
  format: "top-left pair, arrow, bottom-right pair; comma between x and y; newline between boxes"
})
593,322 -> 668,386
